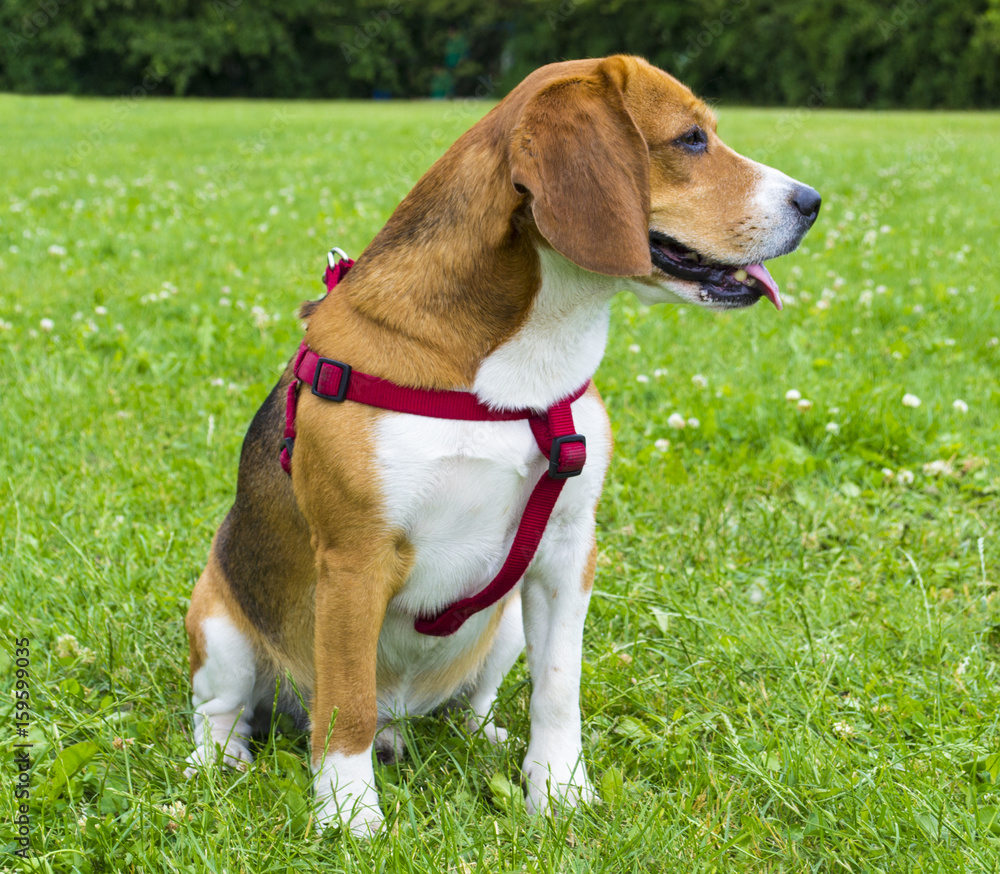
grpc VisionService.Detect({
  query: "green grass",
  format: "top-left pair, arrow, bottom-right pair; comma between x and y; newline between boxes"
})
1,94 -> 999,872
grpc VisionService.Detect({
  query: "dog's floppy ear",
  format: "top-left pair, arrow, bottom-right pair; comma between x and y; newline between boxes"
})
509,66 -> 652,277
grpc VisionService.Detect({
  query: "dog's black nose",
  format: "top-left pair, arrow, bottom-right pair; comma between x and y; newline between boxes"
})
791,185 -> 822,224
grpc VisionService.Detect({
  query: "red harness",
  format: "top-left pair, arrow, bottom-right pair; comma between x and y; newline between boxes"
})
281,250 -> 589,637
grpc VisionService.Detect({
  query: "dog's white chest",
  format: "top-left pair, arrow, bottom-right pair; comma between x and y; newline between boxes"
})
372,392 -> 610,620
374,414 -> 544,619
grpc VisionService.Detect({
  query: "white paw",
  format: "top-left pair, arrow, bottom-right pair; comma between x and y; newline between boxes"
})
523,754 -> 594,816
313,750 -> 383,837
183,740 -> 253,778
314,780 -> 384,837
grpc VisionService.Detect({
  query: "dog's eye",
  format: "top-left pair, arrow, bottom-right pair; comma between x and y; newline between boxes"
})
676,126 -> 708,153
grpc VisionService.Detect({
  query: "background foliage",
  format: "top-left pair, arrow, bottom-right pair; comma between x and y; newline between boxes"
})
1,0 -> 999,107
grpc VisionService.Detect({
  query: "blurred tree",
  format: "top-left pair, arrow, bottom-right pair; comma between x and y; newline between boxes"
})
0,0 -> 996,106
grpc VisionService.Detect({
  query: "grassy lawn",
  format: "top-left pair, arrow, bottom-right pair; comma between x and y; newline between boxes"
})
1,94 -> 999,872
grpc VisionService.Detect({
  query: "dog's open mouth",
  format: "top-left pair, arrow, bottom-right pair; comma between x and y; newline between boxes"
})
649,232 -> 783,311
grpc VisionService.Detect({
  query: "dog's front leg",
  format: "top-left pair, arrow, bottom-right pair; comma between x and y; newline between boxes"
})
521,518 -> 598,815
310,548 -> 396,837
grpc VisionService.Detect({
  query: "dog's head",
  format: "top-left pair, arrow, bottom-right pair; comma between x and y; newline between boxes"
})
506,55 -> 820,311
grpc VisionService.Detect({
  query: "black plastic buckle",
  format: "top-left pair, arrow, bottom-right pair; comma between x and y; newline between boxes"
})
549,434 -> 587,479
311,358 -> 351,402
283,437 -> 295,457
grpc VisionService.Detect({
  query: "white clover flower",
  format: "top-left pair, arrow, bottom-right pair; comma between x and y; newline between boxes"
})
859,290 -> 873,306
691,374 -> 708,388
636,374 -> 649,384
210,377 -> 225,387
667,413 -> 686,430
47,244 -> 67,256
160,800 -> 190,833
55,633 -> 94,662
797,399 -> 813,412
953,399 -> 968,413
219,297 -> 231,307
94,305 -> 107,316
654,438 -> 670,451
902,393 -> 921,408
56,634 -> 80,659
653,368 -> 667,378
39,318 -> 54,332
251,306 -> 270,328
161,800 -> 187,818
628,344 -> 640,354
686,417 -> 700,429
881,468 -> 895,481
832,721 -> 855,739
0,319 -> 11,331
988,337 -> 999,348
922,460 -> 954,478
825,422 -> 840,435
785,389 -> 802,402
897,469 -> 915,485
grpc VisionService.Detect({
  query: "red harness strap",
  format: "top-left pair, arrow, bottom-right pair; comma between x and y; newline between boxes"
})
281,251 -> 589,636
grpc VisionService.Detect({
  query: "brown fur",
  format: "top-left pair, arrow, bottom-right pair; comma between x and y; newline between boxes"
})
186,54 -> 779,765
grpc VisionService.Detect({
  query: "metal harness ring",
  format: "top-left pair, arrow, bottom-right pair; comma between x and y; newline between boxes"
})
327,247 -> 350,269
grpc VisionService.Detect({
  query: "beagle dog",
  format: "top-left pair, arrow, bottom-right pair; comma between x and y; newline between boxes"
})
183,55 -> 820,835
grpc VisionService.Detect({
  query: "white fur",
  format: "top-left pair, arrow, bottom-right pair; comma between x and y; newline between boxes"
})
185,616 -> 259,775
314,749 -> 383,836
747,159 -> 814,262
521,507 -> 598,813
473,248 -> 618,411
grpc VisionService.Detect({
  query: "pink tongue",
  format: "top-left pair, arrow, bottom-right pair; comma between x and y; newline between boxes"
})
745,263 -> 782,311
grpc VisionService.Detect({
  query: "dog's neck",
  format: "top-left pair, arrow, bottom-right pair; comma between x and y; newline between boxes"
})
473,248 -> 616,410
305,126 -> 617,405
